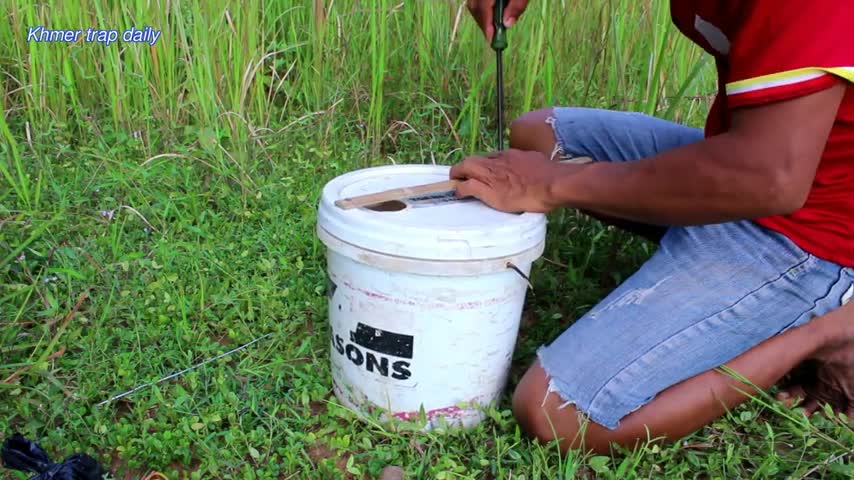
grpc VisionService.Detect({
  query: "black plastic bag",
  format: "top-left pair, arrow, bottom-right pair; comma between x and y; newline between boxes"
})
1,433 -> 105,480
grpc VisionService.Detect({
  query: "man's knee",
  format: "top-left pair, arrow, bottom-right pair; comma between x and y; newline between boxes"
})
511,363 -> 620,454
511,363 -> 574,447
509,108 -> 558,155
512,371 -> 556,443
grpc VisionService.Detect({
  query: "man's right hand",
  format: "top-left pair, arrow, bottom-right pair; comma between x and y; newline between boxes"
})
466,0 -> 530,42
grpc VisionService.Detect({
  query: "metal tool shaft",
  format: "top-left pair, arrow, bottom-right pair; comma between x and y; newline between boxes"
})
496,51 -> 504,151
491,0 -> 508,151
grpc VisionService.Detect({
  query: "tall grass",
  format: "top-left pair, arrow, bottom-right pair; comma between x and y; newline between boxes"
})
1,0 -> 714,185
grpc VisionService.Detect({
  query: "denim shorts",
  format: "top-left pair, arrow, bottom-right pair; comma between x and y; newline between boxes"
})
537,107 -> 854,430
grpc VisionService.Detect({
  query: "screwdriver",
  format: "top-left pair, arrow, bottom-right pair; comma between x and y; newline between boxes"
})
491,0 -> 509,151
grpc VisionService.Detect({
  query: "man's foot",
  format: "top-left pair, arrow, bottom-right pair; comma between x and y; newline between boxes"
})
777,361 -> 854,418
776,305 -> 854,419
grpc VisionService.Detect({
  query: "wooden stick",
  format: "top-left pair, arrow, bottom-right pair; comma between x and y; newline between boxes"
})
333,157 -> 593,210
335,179 -> 460,210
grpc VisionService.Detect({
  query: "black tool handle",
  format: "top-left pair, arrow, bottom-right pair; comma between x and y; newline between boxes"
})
492,1 -> 509,150
491,0 -> 509,51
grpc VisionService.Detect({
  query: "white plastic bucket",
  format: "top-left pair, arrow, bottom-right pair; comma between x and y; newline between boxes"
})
316,164 -> 547,430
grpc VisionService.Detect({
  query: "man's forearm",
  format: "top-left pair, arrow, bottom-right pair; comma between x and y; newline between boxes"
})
549,133 -> 804,226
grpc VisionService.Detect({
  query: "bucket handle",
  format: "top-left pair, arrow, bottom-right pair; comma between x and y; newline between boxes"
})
506,262 -> 533,290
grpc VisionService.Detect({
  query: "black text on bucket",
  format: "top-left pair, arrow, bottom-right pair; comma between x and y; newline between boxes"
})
332,323 -> 413,381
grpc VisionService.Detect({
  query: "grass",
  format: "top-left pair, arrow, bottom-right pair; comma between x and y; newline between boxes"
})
0,0 -> 852,478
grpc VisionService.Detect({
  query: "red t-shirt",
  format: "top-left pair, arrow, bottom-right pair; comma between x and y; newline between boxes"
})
671,1 -> 854,267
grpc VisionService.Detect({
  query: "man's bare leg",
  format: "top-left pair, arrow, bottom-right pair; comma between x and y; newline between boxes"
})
512,302 -> 854,454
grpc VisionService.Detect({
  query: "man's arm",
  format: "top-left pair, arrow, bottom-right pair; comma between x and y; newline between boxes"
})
554,82 -> 846,225
451,82 -> 846,224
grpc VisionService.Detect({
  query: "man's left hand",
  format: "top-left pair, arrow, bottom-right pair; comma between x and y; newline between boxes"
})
449,149 -> 572,213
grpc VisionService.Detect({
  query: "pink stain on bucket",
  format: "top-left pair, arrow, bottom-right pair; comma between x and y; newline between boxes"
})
341,279 -> 508,310
392,405 -> 465,422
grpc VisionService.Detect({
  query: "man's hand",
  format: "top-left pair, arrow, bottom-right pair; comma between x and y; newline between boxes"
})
466,0 -> 530,42
450,149 -> 573,213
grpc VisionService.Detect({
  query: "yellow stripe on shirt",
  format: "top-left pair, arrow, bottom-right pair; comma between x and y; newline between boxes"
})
726,67 -> 854,96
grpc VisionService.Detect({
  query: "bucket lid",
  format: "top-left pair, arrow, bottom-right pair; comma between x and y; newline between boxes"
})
317,164 -> 547,261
